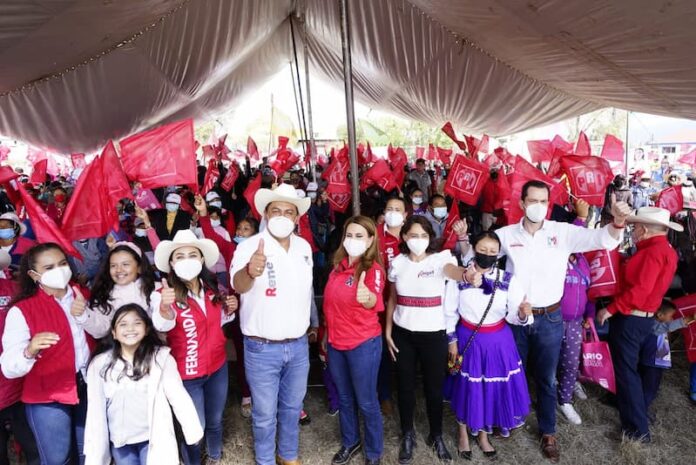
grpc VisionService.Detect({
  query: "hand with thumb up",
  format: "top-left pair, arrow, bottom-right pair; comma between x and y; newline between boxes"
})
246,239 -> 267,279
518,296 -> 532,321
159,278 -> 176,320
70,287 -> 87,317
355,271 -> 374,308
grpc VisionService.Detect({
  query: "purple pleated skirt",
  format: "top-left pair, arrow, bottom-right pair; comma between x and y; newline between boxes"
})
444,322 -> 530,436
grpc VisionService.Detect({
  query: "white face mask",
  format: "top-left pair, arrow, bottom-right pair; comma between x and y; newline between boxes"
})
210,219 -> 221,228
433,207 -> 448,219
173,258 -> 203,281
267,216 -> 295,239
525,203 -> 547,223
134,228 -> 147,238
35,265 -> 72,290
412,197 -> 424,205
639,181 -> 650,188
406,238 -> 429,256
166,203 -> 179,212
343,238 -> 368,257
384,211 -> 404,228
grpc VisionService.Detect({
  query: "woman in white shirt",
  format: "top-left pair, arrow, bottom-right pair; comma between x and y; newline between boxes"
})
385,216 -> 466,464
443,231 -> 532,460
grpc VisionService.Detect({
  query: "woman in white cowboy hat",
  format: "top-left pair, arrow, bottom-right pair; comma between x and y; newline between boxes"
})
150,230 -> 238,465
0,212 -> 35,270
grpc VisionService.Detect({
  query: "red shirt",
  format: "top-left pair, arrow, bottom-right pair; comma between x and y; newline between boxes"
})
608,235 -> 677,315
324,259 -> 385,350
377,223 -> 400,272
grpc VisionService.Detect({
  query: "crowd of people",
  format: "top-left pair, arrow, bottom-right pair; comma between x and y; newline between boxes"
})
0,146 -> 695,465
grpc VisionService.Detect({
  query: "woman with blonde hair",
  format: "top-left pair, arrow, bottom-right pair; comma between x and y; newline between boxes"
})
323,216 -> 385,465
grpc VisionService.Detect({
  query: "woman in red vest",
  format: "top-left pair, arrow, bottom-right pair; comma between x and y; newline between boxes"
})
150,230 -> 237,465
0,243 -> 92,465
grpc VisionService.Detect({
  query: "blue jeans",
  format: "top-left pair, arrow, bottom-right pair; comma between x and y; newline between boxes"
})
111,441 -> 148,465
328,337 -> 383,461
377,335 -> 393,402
244,335 -> 309,465
608,314 -> 655,440
181,363 -> 229,464
512,310 -> 564,435
25,386 -> 87,465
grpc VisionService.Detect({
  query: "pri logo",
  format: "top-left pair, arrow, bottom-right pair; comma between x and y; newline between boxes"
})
570,166 -> 607,201
452,167 -> 481,195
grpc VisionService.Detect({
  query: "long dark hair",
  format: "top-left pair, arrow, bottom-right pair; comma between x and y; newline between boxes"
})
398,215 -> 439,256
89,245 -> 156,314
94,304 -> 164,382
10,242 -> 67,307
165,248 -> 222,305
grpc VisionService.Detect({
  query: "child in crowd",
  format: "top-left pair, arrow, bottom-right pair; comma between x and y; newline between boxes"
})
84,304 -> 202,465
639,300 -> 696,416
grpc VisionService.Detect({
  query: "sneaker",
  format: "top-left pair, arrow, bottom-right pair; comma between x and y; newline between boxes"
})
299,409 -> 311,426
241,398 -> 252,418
558,403 -> 582,425
573,381 -> 588,400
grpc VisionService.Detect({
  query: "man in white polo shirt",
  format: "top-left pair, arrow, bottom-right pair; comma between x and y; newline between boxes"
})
230,183 -> 313,465
482,180 -> 630,462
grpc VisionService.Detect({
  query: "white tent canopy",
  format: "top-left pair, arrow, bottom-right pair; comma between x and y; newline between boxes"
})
1,0 -> 695,153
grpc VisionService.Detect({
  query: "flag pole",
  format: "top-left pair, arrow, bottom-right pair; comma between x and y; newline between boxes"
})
302,15 -> 318,183
625,110 -> 630,175
339,0 -> 360,216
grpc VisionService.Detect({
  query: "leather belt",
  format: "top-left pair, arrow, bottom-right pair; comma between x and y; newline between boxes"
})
531,302 -> 560,316
246,335 -> 302,344
629,309 -> 653,318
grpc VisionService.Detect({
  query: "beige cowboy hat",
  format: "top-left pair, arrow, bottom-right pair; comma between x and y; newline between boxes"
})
254,182 -> 311,217
154,229 -> 220,273
627,207 -> 684,232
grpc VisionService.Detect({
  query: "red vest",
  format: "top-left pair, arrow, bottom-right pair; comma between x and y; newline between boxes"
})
164,291 -> 227,380
17,290 -> 83,405
0,279 -> 22,410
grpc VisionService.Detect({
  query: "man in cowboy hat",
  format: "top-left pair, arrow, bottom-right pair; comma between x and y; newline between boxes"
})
230,183 -> 313,465
597,207 -> 682,442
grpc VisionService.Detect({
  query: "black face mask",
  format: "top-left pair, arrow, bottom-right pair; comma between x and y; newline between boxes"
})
474,252 -> 497,269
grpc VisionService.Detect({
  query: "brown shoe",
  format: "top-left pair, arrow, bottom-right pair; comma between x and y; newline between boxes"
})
540,434 -> 560,463
275,456 -> 301,465
380,399 -> 393,416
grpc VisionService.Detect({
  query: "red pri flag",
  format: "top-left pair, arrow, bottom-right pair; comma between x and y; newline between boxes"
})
444,154 -> 490,205
551,135 -> 573,153
70,153 -> 86,170
221,163 -> 239,191
426,144 -> 438,161
101,141 -> 134,202
441,200 -> 461,251
506,156 -> 567,223
18,184 -> 80,258
388,145 -> 408,188
202,160 -> 220,195
674,294 -> 696,361
0,145 -> 10,162
527,140 -> 553,163
360,159 -> 397,192
62,156 -> 113,241
547,148 -> 568,178
441,122 -> 468,151
656,186 -> 684,215
415,146 -> 425,160
247,137 -> 260,161
437,147 -> 453,165
600,135 -> 625,162
586,248 -> 621,300
560,155 -> 614,207
243,173 -> 263,219
326,182 -> 352,213
30,159 -> 48,184
120,119 -> 197,190
575,131 -> 591,156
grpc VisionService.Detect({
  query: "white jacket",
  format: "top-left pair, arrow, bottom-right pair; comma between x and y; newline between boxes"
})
84,347 -> 203,465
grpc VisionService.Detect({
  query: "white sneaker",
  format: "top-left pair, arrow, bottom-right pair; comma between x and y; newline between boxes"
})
559,403 -> 582,425
574,381 -> 588,400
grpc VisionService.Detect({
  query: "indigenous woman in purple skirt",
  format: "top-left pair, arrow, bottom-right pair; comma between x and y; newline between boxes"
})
444,232 -> 532,460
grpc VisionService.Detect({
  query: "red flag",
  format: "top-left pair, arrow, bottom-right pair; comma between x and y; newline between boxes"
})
527,140 -> 553,163
678,148 -> 696,168
134,188 -> 161,210
62,156 -> 114,241
437,147 -> 453,165
244,174 -> 263,219
586,248 -> 621,300
0,145 -> 10,162
202,160 -> 220,195
101,141 -> 133,202
547,148 -> 569,178
575,131 -> 591,156
120,119 -> 197,190
415,146 -> 425,160
492,171 -> 512,212
324,147 -> 350,185
600,135 -> 625,162
656,186 -> 684,215
298,214 -> 318,253
441,200 -> 461,251
0,166 -> 19,184
426,144 -> 438,161
441,122 -> 468,150
30,159 -> 48,184
360,159 -> 397,192
560,155 -> 614,206
389,146 -> 408,189
221,163 -> 239,191
27,147 -> 46,165
365,142 -> 376,164
326,182 -> 352,213
463,134 -> 490,159
70,153 -> 86,170
18,184 -> 80,257
482,152 -> 502,168
247,137 -> 260,161
506,156 -> 566,223
551,135 -> 573,153
444,154 -> 490,205
494,147 -> 515,166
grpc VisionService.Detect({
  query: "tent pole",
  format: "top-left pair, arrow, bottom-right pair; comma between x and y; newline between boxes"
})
625,110 -> 630,175
339,0 -> 360,216
302,17 -> 317,183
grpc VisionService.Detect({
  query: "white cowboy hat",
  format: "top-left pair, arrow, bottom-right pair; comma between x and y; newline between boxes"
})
0,212 -> 27,236
254,183 -> 311,217
627,207 -> 684,232
154,229 -> 220,273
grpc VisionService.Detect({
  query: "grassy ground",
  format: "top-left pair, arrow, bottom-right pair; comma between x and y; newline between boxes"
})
220,348 -> 696,465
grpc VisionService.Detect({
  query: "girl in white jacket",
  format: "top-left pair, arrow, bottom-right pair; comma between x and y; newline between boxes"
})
84,304 -> 202,465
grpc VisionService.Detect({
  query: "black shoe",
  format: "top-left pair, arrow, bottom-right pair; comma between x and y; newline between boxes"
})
365,459 -> 380,465
426,435 -> 453,462
475,437 -> 497,459
398,431 -> 416,464
332,443 -> 361,465
457,449 -> 472,461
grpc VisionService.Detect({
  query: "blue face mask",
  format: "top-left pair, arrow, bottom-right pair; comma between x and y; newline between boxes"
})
165,203 -> 179,213
233,236 -> 247,244
0,228 -> 15,240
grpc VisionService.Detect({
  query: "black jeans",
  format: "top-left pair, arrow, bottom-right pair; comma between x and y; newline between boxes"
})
0,402 -> 39,465
392,324 -> 448,437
